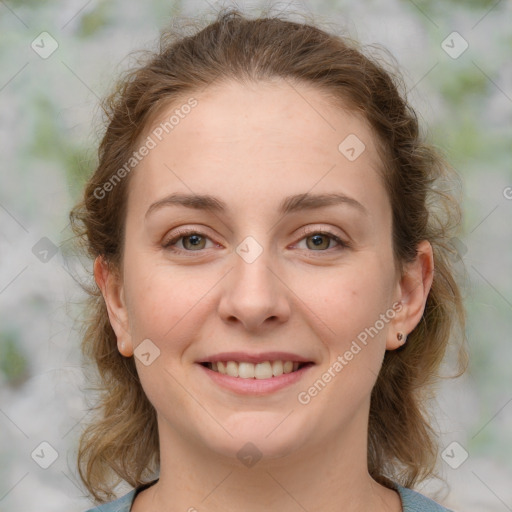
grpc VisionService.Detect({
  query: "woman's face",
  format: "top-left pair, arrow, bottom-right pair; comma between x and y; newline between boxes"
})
97,79 -> 430,464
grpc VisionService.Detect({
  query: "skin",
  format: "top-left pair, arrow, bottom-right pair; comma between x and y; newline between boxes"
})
95,79 -> 433,512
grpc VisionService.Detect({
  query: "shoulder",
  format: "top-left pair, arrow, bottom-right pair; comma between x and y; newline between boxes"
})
393,482 -> 455,512
82,488 -> 137,512
82,480 -> 455,512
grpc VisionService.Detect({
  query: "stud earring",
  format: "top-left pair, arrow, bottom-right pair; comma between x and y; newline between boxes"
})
397,332 -> 406,344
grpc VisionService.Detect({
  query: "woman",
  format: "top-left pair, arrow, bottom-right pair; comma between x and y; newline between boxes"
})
71,7 -> 467,512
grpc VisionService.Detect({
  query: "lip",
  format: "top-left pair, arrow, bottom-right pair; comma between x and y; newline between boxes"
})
196,361 -> 315,395
197,351 -> 315,364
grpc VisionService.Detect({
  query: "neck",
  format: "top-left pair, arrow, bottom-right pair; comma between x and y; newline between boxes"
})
137,411 -> 402,512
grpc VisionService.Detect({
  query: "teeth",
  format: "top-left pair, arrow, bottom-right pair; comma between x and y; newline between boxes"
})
226,361 -> 238,377
210,360 -> 303,379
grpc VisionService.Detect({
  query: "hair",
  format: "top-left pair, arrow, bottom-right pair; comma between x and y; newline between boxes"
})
70,5 -> 468,504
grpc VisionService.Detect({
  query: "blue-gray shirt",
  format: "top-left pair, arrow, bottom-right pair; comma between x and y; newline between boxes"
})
83,479 -> 454,511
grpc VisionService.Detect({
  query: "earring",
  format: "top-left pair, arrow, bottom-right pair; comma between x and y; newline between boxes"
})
397,332 -> 407,344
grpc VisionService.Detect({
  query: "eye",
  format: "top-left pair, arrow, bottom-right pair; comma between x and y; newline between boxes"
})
162,227 -> 350,255
295,229 -> 349,252
162,229 -> 216,252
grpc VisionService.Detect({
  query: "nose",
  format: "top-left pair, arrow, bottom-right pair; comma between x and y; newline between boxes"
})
217,242 -> 291,332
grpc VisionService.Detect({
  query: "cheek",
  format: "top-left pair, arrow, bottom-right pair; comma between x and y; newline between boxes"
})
123,257 -> 221,352
290,267 -> 394,416
123,261 -> 179,339
296,262 -> 394,340
294,261 -> 395,400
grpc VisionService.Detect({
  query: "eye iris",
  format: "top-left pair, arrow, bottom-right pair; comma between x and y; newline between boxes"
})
183,234 -> 205,250
307,234 -> 330,250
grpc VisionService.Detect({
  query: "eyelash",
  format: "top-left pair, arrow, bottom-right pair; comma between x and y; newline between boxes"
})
162,227 -> 350,255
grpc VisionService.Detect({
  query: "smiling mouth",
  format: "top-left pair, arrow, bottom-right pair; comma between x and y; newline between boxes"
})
200,360 -> 314,379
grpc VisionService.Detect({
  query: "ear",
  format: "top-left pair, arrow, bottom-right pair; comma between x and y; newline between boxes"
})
93,255 -> 134,357
387,240 -> 434,350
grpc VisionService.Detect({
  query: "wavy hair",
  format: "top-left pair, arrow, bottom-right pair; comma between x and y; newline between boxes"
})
70,6 -> 467,503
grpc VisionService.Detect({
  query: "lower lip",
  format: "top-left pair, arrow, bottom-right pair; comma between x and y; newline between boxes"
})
197,363 -> 315,395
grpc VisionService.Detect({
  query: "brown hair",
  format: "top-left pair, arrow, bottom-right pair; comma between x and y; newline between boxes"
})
70,6 -> 467,504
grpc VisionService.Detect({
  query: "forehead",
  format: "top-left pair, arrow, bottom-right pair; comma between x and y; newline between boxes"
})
127,79 -> 388,220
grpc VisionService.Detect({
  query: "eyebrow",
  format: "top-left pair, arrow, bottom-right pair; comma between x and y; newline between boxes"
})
145,191 -> 368,219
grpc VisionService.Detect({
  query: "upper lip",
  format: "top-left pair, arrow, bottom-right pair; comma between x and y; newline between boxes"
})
198,352 -> 315,364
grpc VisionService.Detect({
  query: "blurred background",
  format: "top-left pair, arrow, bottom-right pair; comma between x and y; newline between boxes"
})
0,0 -> 511,510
